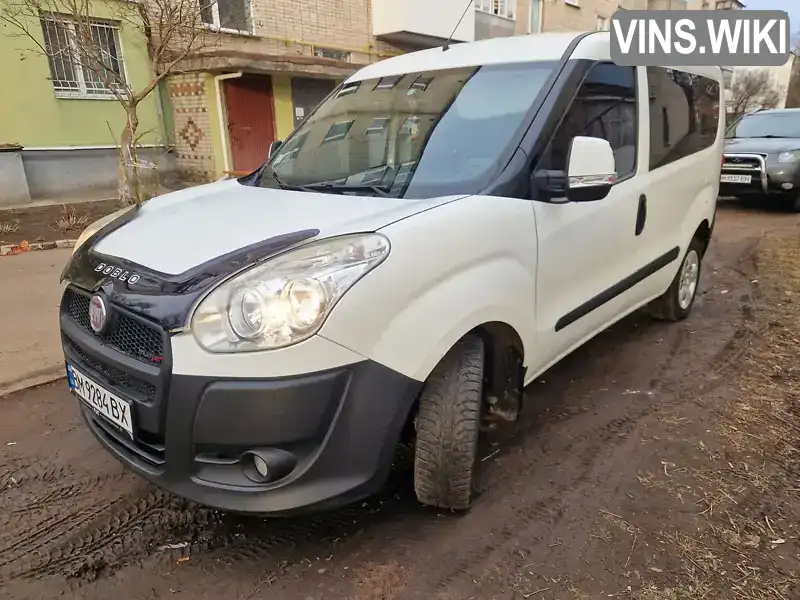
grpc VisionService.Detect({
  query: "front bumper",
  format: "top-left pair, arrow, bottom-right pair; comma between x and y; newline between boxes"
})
720,153 -> 800,197
61,288 -> 421,515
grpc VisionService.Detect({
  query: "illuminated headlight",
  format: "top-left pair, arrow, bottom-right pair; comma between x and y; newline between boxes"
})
777,150 -> 800,163
191,233 -> 390,353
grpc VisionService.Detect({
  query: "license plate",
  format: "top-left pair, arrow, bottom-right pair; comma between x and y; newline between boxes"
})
721,174 -> 752,184
67,363 -> 133,438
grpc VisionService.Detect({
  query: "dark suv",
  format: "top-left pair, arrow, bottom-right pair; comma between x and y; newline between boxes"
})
721,108 -> 800,212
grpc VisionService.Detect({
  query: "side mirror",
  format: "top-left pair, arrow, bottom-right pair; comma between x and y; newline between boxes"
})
268,139 -> 282,159
565,136 -> 617,202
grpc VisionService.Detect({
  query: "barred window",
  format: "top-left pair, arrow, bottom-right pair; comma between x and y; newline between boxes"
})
199,0 -> 252,32
40,16 -> 127,99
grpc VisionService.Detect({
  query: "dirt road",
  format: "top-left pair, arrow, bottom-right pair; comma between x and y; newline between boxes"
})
0,249 -> 71,396
1,202 -> 798,600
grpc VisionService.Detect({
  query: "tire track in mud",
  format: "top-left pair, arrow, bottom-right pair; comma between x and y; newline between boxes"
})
387,233 -> 766,599
2,206 -> 794,600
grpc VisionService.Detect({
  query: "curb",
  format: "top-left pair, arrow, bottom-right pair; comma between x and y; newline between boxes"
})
0,370 -> 66,400
0,239 -> 76,257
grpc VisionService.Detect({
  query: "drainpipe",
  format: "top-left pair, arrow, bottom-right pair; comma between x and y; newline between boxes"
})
213,71 -> 243,176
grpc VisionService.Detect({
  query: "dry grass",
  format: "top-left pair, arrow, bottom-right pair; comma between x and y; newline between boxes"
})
0,219 -> 20,236
53,204 -> 89,232
647,235 -> 800,599
575,234 -> 800,600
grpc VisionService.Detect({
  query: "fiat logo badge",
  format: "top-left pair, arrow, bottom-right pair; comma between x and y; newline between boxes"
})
89,294 -> 108,334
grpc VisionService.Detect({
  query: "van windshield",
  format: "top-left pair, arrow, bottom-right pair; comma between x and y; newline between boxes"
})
259,61 -> 557,198
726,112 -> 800,139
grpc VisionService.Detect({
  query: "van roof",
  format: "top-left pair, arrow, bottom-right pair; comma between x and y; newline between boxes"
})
346,31 -> 723,83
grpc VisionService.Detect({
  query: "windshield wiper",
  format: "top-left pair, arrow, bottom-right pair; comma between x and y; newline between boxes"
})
267,171 -> 319,193
751,135 -> 789,138
301,183 -> 394,198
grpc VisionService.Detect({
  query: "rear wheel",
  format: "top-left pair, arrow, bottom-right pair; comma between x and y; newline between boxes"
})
413,335 -> 484,511
647,237 -> 704,322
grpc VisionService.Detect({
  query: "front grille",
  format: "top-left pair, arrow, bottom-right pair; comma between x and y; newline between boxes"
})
86,408 -> 166,469
723,155 -> 764,170
65,337 -> 157,403
64,288 -> 165,364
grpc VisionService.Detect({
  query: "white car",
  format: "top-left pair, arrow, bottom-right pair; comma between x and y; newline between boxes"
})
60,31 -> 723,515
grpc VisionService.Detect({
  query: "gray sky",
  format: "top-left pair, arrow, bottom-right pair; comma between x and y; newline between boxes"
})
742,0 -> 799,37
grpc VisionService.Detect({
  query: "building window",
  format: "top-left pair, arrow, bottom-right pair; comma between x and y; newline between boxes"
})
410,76 -> 434,92
199,0 -> 251,32
40,16 -> 127,99
322,121 -> 354,144
336,82 -> 360,98
597,16 -> 610,31
375,76 -> 402,90
366,118 -> 390,134
399,116 -> 420,137
474,0 -> 515,20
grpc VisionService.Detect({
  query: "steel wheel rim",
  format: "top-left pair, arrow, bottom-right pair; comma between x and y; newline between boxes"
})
677,250 -> 700,310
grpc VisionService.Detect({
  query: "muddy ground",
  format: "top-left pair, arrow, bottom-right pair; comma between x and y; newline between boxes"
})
0,200 -> 122,246
1,201 -> 798,600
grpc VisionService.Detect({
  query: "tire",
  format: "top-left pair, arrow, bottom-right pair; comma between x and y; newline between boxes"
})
782,194 -> 800,213
413,335 -> 484,511
647,237 -> 705,322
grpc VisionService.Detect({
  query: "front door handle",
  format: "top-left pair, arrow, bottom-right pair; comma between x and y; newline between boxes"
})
635,194 -> 647,236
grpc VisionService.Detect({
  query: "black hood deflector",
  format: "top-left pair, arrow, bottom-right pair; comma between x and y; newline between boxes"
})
61,205 -> 319,330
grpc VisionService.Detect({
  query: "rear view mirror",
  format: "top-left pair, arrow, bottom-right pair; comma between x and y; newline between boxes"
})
268,140 -> 282,159
565,136 -> 617,202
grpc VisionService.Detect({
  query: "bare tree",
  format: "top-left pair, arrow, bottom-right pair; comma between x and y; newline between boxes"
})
787,39 -> 800,109
0,0 -> 216,204
728,69 -> 785,121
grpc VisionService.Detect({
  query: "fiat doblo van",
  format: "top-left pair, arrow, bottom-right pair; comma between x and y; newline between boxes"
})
60,31 -> 724,515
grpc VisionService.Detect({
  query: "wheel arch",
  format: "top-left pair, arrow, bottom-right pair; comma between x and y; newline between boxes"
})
692,219 -> 712,256
399,320 -> 527,442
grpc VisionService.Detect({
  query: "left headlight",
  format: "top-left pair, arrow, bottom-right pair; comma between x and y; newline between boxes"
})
777,150 -> 800,163
191,233 -> 390,353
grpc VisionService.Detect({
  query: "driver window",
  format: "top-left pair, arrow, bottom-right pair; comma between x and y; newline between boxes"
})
542,63 -> 638,180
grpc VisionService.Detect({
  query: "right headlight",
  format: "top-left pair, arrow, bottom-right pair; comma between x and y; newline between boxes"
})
190,233 -> 390,353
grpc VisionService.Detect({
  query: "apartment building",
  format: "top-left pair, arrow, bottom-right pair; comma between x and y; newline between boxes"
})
169,0 -> 550,181
168,0 -> 727,183
532,0 -> 704,38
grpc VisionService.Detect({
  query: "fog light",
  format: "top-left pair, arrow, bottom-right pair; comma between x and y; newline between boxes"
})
241,448 -> 297,484
781,182 -> 794,190
253,455 -> 269,478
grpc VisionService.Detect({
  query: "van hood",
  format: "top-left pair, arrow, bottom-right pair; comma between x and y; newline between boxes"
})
61,180 -> 464,329
92,179 -> 461,274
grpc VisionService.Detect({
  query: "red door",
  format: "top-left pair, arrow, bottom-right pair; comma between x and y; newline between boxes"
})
224,75 -> 276,174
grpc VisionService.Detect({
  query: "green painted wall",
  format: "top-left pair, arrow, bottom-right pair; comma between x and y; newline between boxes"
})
0,1 -> 164,148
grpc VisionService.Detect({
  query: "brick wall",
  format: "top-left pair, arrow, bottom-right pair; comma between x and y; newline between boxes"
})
542,0 -> 621,32
231,0 -> 408,67
167,73 -> 216,183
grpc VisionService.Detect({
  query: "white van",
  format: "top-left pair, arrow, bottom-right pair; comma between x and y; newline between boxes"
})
60,31 -> 723,515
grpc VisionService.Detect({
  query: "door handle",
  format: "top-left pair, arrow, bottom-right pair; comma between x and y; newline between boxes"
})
635,194 -> 647,236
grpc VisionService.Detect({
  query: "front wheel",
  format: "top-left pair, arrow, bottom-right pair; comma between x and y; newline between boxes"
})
413,335 -> 484,511
647,238 -> 704,322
